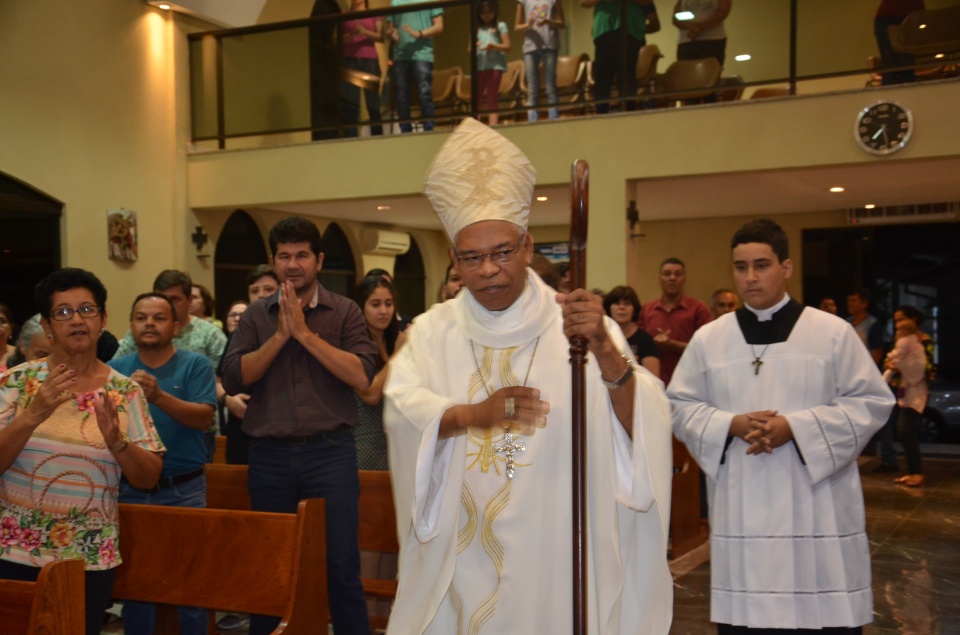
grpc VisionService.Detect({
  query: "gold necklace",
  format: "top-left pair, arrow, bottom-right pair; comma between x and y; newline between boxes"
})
469,336 -> 541,479
751,344 -> 770,375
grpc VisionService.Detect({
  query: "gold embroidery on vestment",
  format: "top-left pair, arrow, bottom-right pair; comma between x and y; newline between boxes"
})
465,480 -> 511,635
460,147 -> 504,209
466,346 -> 531,476
458,483 -> 478,553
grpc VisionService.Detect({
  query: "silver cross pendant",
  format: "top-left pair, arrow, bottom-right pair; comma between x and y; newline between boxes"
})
493,432 -> 525,479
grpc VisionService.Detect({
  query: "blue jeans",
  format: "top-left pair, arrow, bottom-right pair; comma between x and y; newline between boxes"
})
392,59 -> 434,133
246,433 -> 369,635
524,49 -> 558,121
119,474 -> 208,635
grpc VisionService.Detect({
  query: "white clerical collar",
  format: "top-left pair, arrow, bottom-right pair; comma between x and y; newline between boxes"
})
745,293 -> 790,322
456,269 -> 559,348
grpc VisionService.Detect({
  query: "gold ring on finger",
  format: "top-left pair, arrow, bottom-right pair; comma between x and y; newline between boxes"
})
504,397 -> 515,419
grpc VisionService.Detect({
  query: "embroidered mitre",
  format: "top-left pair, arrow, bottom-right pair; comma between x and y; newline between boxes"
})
424,117 -> 536,242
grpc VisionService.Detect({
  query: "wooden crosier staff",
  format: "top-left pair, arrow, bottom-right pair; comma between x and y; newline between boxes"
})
569,159 -> 589,635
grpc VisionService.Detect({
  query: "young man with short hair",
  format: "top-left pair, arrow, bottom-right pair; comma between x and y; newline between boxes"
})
668,218 -> 894,634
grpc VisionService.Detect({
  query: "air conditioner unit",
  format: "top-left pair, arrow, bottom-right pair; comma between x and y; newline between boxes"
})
847,202 -> 959,225
361,228 -> 411,255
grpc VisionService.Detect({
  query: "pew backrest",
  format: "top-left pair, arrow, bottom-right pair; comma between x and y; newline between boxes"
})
112,499 -> 327,634
203,464 -> 400,602
0,558 -> 85,635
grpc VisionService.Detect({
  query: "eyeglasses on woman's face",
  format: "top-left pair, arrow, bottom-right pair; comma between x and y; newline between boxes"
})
49,305 -> 102,321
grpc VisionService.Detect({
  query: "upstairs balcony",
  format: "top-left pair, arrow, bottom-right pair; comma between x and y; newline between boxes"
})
186,0 -> 960,149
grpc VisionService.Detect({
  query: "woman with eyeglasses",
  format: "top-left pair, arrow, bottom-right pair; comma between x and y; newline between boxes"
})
0,303 -> 15,372
0,268 -> 164,635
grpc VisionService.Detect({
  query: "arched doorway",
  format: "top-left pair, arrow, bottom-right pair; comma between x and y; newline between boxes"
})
0,172 -> 62,332
394,236 -> 426,319
318,222 -> 358,298
214,210 -> 270,320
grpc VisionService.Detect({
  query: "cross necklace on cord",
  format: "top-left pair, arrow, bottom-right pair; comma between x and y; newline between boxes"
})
470,337 -> 541,479
751,344 -> 770,375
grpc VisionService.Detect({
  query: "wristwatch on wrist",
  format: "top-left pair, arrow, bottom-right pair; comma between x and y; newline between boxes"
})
601,355 -> 634,390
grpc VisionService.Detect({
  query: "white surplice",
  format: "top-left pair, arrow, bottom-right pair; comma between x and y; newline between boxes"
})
668,306 -> 895,629
384,271 -> 674,635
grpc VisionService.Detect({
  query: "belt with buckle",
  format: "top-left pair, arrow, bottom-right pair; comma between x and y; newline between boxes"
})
266,425 -> 353,444
123,467 -> 205,493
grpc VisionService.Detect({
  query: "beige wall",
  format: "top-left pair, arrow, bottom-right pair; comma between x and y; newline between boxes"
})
0,2 -> 214,323
187,79 -> 960,294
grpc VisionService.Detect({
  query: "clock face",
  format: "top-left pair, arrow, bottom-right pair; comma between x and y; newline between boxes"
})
855,102 -> 913,156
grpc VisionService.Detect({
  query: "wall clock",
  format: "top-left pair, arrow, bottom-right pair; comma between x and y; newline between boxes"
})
855,101 -> 913,156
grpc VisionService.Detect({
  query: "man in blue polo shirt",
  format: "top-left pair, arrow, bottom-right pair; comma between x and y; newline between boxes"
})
109,292 -> 217,635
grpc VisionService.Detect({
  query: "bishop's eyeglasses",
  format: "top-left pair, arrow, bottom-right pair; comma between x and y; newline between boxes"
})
49,305 -> 102,321
455,240 -> 523,270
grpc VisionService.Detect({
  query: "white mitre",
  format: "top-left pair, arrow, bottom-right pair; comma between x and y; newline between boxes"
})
424,117 -> 536,242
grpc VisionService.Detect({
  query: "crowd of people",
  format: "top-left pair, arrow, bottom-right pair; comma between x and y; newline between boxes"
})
0,116 -> 939,634
340,0 -> 736,131
338,0 -> 932,131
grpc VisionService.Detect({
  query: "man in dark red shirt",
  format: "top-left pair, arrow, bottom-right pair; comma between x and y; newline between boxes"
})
637,257 -> 712,385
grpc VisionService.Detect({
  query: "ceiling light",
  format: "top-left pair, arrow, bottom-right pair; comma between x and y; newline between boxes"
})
919,23 -> 927,29
734,54 -> 751,62
536,196 -> 548,202
674,11 -> 694,21
935,53 -> 945,59
864,204 -> 875,209
829,187 -> 845,193
157,2 -> 171,9
376,205 -> 391,211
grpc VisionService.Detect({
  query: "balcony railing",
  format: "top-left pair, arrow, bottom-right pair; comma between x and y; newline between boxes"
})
187,0 -> 960,148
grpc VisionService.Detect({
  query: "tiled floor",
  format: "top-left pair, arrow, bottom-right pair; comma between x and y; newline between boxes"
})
670,456 -> 960,635
103,456 -> 959,634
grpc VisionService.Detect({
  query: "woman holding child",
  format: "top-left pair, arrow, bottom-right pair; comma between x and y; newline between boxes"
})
884,306 -> 934,487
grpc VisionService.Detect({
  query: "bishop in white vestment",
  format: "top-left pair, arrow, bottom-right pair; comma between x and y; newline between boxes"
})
668,219 -> 894,633
383,118 -> 674,635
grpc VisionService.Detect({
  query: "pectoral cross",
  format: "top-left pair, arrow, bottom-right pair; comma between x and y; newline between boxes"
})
752,357 -> 763,375
493,432 -> 525,479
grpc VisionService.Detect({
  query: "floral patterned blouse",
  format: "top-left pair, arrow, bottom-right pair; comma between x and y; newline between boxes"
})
0,360 -> 165,571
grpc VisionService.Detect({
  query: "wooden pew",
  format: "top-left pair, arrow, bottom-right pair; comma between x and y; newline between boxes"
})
213,434 -> 227,464
204,464 -> 399,627
112,499 -> 327,634
0,558 -> 85,635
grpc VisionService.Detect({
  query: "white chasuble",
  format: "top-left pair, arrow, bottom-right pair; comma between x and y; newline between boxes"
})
384,271 -> 674,635
668,306 -> 894,629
